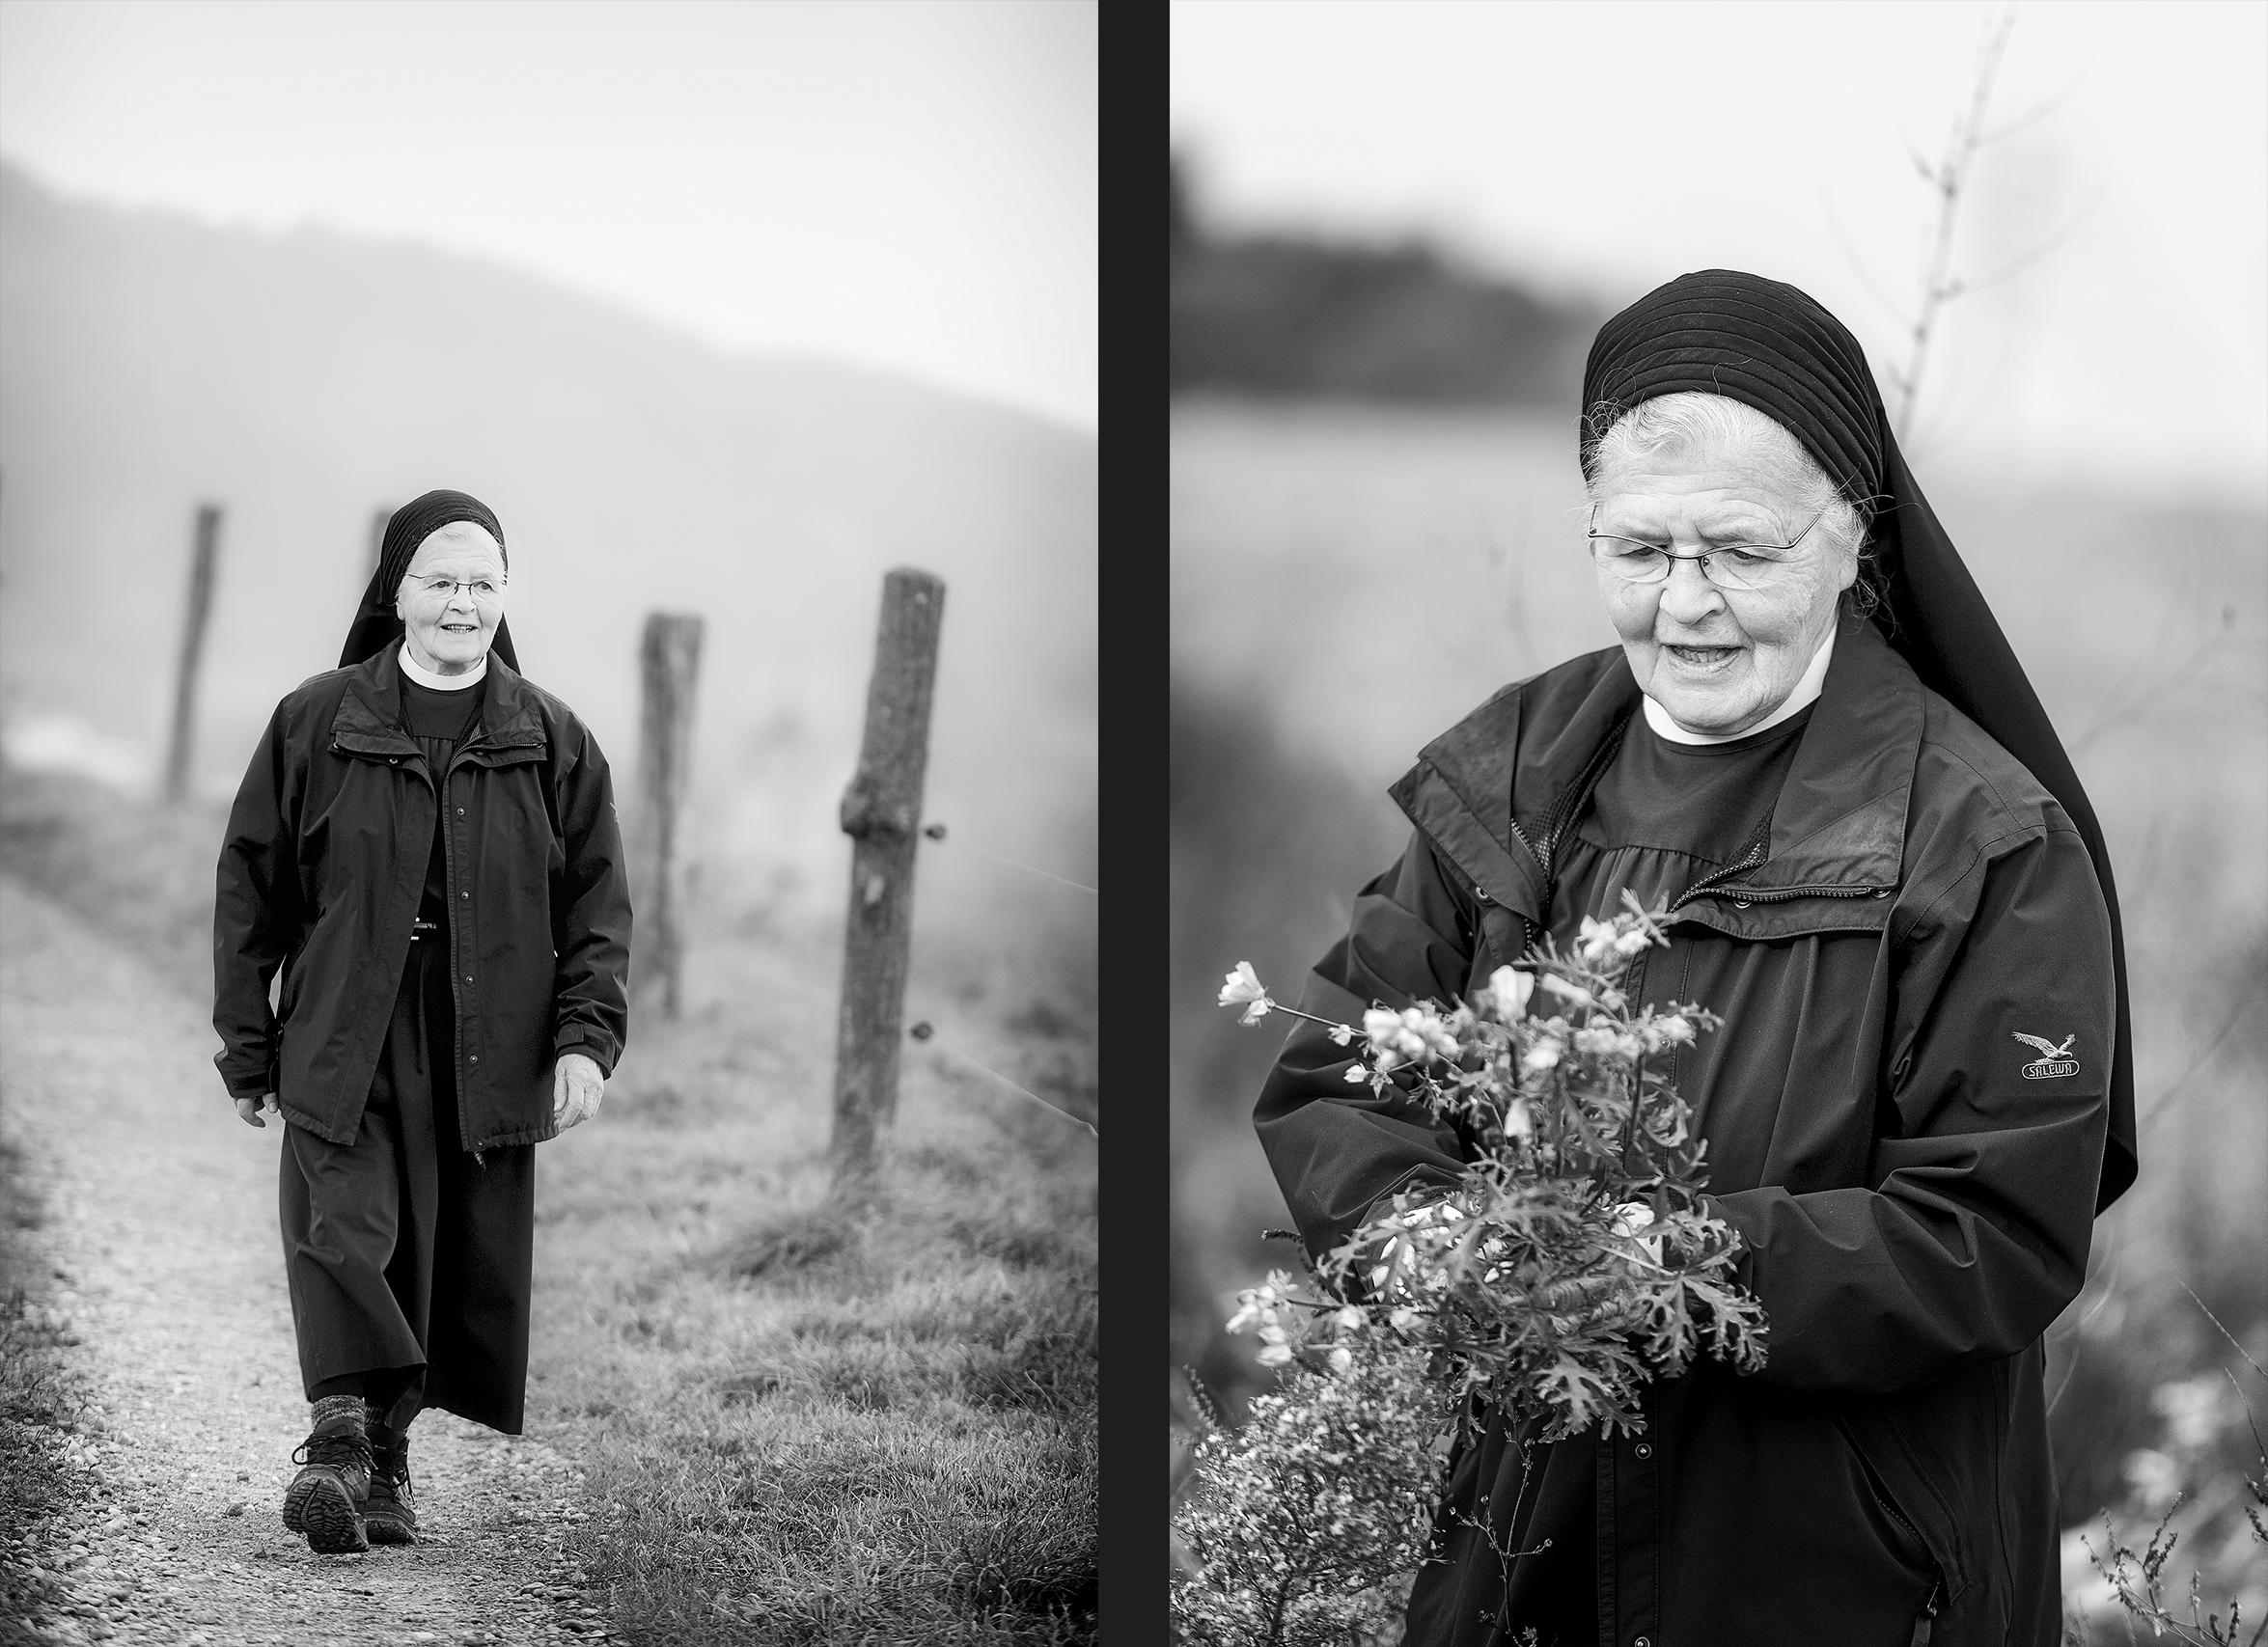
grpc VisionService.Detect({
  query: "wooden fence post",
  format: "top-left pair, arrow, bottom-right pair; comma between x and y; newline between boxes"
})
831,568 -> 945,1181
635,612 -> 705,1019
163,503 -> 222,803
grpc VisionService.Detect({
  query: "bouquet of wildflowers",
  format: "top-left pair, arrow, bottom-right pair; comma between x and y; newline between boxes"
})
1173,896 -> 1768,1645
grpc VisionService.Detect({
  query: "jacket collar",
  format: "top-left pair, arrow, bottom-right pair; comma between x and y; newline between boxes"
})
330,645 -> 546,757
1390,613 -> 1918,931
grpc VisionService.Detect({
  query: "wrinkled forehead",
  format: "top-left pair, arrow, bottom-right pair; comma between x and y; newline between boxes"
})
403,522 -> 506,580
1590,469 -> 1798,535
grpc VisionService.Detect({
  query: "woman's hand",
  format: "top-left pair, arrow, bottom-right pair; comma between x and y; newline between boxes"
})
553,1052 -> 604,1132
235,1092 -> 279,1128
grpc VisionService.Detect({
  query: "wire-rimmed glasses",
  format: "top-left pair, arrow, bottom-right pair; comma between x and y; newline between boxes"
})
402,573 -> 508,605
1586,508 -> 1824,592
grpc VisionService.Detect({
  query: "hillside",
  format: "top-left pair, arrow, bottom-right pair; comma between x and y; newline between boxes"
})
0,159 -> 1096,925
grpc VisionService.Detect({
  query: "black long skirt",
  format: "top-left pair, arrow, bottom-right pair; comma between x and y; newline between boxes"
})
278,931 -> 537,1435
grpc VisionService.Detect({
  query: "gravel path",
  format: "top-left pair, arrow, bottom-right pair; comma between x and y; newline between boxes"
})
0,877 -> 614,1646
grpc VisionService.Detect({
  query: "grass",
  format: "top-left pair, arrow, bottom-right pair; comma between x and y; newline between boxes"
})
0,761 -> 1098,1646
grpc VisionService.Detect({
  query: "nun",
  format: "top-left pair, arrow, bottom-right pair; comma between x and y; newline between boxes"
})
213,490 -> 632,1553
1255,272 -> 2134,1646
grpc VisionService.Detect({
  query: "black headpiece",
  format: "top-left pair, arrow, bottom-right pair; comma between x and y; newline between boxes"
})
1583,269 -> 2135,1211
338,489 -> 519,673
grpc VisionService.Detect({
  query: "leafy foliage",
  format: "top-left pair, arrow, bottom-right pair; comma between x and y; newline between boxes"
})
1175,902 -> 1768,1643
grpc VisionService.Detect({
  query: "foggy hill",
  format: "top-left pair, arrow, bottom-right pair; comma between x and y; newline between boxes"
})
0,160 -> 1095,915
1170,154 -> 1603,408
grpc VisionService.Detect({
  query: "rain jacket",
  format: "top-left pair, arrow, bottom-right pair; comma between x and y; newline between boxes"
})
214,645 -> 631,1152
1256,617 -> 2115,1647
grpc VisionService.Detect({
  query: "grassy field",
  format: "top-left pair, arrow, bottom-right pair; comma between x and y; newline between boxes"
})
1170,401 -> 2268,1633
0,764 -> 1097,1646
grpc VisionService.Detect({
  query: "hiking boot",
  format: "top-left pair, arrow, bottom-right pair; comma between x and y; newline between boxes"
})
364,1414 -> 418,1546
281,1393 -> 373,1553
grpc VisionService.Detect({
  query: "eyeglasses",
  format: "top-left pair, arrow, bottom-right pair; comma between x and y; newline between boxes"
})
1586,508 -> 1824,592
402,574 -> 507,604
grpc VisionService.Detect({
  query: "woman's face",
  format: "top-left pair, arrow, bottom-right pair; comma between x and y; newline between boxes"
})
396,525 -> 507,675
1590,437 -> 1855,737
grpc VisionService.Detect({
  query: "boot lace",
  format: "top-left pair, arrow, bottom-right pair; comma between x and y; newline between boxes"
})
370,1432 -> 414,1502
292,1430 -> 374,1477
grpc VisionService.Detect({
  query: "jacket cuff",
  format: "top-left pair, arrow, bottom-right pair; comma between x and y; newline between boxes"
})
216,1052 -> 276,1104
554,1037 -> 617,1080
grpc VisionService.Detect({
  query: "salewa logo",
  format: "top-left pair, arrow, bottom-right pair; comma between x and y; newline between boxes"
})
2012,1033 -> 2079,1080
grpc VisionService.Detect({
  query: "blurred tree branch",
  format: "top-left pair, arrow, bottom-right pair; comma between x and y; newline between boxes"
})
1886,4 -> 2015,444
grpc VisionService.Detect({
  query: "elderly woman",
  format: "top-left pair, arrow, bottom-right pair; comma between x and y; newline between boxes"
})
1255,272 -> 2136,1646
214,490 -> 631,1554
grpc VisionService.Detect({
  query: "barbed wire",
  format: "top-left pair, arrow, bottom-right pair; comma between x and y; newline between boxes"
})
909,1019 -> 1096,1137
922,821 -> 1095,898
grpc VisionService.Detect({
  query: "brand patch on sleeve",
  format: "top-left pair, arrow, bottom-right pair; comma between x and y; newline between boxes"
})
2012,1032 -> 2079,1079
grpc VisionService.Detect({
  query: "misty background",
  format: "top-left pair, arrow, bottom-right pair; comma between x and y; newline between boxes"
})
0,0 -> 1097,969
1172,0 -> 2266,1626
0,6 -> 1098,1640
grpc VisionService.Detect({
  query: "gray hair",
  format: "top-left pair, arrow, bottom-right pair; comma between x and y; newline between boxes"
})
1582,392 -> 1885,620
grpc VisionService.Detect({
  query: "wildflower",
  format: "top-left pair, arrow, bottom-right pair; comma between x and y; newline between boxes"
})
1217,961 -> 1267,1007
1328,1346 -> 1354,1374
1342,1064 -> 1369,1084
1577,915 -> 1619,965
1523,1038 -> 1563,1072
1655,1014 -> 1697,1046
1540,974 -> 1593,1008
1485,965 -> 1535,1020
1218,961 -> 1273,1026
1334,1305 -> 1366,1331
1326,1023 -> 1355,1046
1255,1342 -> 1294,1368
1503,1096 -> 1535,1141
1573,1026 -> 1620,1058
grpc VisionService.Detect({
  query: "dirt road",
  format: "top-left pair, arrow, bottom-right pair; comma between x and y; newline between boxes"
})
0,877 -> 613,1646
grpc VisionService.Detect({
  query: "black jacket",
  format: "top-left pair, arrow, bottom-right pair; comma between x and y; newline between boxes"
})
214,646 -> 631,1151
1256,618 -> 2115,1647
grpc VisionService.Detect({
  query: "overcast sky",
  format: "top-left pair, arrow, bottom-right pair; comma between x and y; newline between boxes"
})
0,0 -> 1096,434
1172,0 -> 2267,506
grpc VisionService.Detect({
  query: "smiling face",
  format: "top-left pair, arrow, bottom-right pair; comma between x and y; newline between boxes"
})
395,522 -> 507,675
1589,421 -> 1856,737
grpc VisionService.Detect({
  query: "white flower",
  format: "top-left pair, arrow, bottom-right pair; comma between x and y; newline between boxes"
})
1614,926 -> 1652,957
1343,1064 -> 1370,1084
1334,1305 -> 1366,1331
1611,1201 -> 1664,1264
1577,915 -> 1618,965
1326,1023 -> 1355,1046
1217,961 -> 1268,1007
1573,1026 -> 1619,1057
1387,1307 -> 1422,1333
1485,966 -> 1535,1020
1523,1038 -> 1563,1072
1327,1346 -> 1354,1374
1255,1342 -> 1294,1367
1540,974 -> 1593,1008
1503,1096 -> 1535,1141
1654,1014 -> 1697,1046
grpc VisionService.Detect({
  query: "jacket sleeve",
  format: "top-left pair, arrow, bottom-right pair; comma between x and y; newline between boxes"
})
212,700 -> 308,1103
1713,823 -> 2115,1395
1254,830 -> 1479,1262
548,717 -> 631,1078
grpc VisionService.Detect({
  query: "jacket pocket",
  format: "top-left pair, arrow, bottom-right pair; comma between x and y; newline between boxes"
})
1834,1403 -> 1965,1615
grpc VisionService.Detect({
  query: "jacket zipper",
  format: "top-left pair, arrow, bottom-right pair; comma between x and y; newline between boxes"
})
1863,1479 -> 1945,1645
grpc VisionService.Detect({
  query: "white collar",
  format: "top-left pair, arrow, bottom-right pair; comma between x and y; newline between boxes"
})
399,642 -> 488,692
1642,626 -> 1836,746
